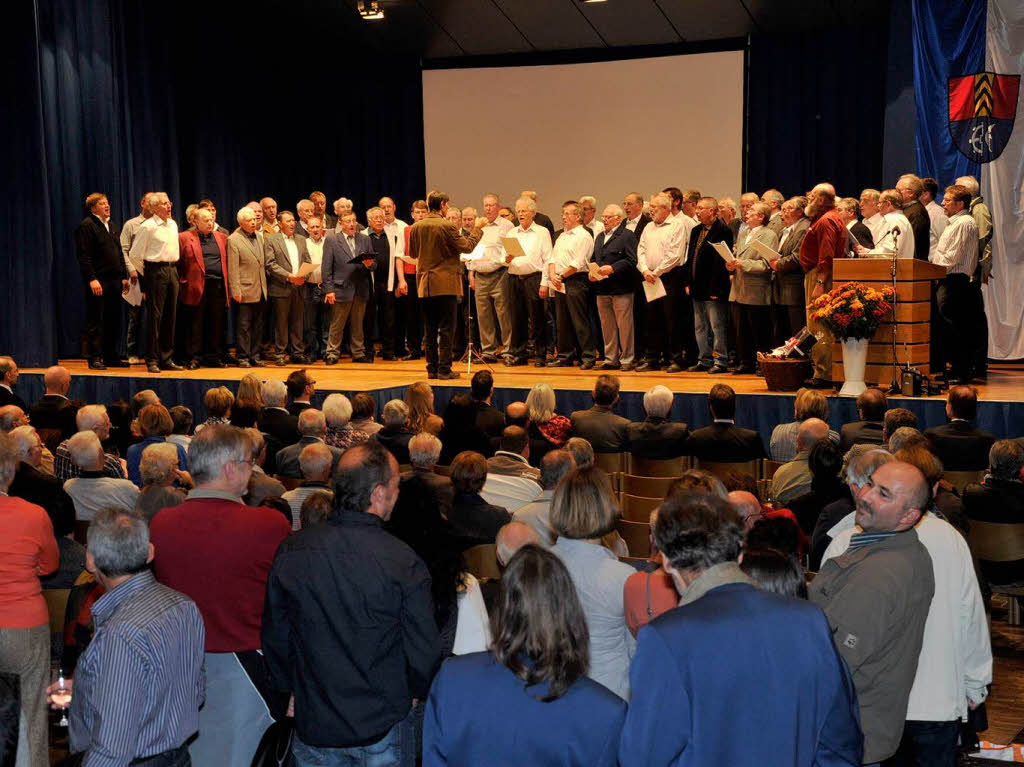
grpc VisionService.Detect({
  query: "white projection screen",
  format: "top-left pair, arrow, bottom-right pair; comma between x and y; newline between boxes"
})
422,50 -> 745,214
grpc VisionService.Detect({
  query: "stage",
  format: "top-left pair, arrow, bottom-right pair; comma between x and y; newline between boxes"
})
16,359 -> 1024,441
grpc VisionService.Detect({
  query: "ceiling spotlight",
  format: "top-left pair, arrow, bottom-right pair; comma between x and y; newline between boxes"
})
581,0 -> 608,3
358,1 -> 384,20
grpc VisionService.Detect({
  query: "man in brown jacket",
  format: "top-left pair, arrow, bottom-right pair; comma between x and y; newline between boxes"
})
408,191 -> 483,379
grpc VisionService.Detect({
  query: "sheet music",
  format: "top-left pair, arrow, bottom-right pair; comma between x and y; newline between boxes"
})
712,242 -> 735,263
749,238 -> 781,262
642,276 -> 666,302
122,280 -> 142,307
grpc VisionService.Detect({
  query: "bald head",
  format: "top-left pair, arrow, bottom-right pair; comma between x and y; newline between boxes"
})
0,406 -> 27,432
854,461 -> 929,533
44,366 -> 71,395
796,417 -> 830,452
504,401 -> 529,427
496,521 -> 540,566
728,490 -> 762,530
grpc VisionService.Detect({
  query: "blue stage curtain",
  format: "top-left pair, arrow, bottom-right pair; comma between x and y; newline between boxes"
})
910,0 -> 987,183
746,22 -> 889,197
6,0 -> 426,366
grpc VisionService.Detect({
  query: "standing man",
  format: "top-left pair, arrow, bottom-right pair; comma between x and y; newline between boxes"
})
260,197 -> 279,234
294,199 -> 314,238
129,192 -> 181,374
623,192 -> 651,362
685,196 -> 733,373
920,177 -> 949,258
469,193 -> 515,363
75,192 -> 129,370
322,211 -> 376,365
121,193 -> 153,364
178,207 -> 230,368
61,508 -> 205,766
396,200 -> 428,361
591,204 -> 637,371
364,207 -> 396,361
519,190 -> 556,240
227,207 -> 269,368
869,190 -> 915,259
770,196 -> 811,345
408,191 -> 482,380
263,441 -> 441,767
622,192 -> 651,237
896,174 -> 932,261
799,184 -> 846,389
546,201 -> 598,370
310,191 -> 332,230
504,197 -> 552,367
579,196 -> 602,239
955,174 -> 992,380
858,189 -> 888,247
735,192 -> 760,244
636,193 -> 687,372
762,189 -> 786,237
265,211 -> 311,365
302,216 -> 328,362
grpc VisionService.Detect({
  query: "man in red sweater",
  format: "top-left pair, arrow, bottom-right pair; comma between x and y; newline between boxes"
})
798,184 -> 847,389
150,425 -> 290,767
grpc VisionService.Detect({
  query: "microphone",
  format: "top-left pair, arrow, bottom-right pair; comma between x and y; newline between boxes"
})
891,226 -> 901,236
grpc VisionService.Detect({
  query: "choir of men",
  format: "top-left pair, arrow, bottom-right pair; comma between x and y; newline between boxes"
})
74,175 -> 992,386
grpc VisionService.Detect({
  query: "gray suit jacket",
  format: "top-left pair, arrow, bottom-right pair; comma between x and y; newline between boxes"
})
772,217 -> 810,307
569,406 -> 630,453
227,230 -> 268,303
486,452 -> 542,481
729,227 -> 779,306
274,436 -> 344,479
264,233 -> 312,299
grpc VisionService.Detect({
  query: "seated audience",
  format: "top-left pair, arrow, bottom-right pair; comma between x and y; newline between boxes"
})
627,385 -> 689,460
769,388 -> 839,461
665,468 -> 729,504
63,431 -> 139,520
565,437 -> 595,470
784,439 -> 850,535
620,491 -> 861,767
925,385 -> 997,471
54,404 -> 126,481
770,418 -> 830,506
242,428 -> 286,507
623,508 -> 680,638
569,375 -> 629,453
839,387 -> 887,452
29,365 -> 78,441
482,428 -> 543,513
504,401 -> 529,429
372,399 -> 417,465
739,548 -> 808,599
513,449 -> 575,546
257,379 -> 299,449
404,381 -> 435,434
423,546 -> 626,767
0,431 -> 58,767
882,407 -> 918,446
471,370 -> 506,446
135,442 -> 187,521
895,444 -> 970,538
1,406 -> 56,474
323,393 -> 369,449
349,392 -> 382,436
275,409 -> 343,479
167,405 -> 193,451
229,373 -> 264,428
389,432 -> 455,538
495,521 -> 541,567
448,451 -> 512,545
286,369 -> 316,416
8,425 -> 74,535
424,414 -> 444,436
745,515 -> 803,558
0,356 -> 26,410
282,443 -> 335,530
299,490 -> 333,528
105,397 -> 134,458
963,439 -> 1024,586
438,393 -> 493,465
685,384 -> 767,462
150,425 -> 291,767
195,386 -> 234,432
729,489 -> 764,531
551,466 -> 634,700
525,383 -> 571,465
889,425 -> 928,453
125,404 -> 187,486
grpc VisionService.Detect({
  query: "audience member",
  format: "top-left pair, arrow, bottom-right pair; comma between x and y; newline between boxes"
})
0,356 -> 25,409
627,385 -> 689,459
125,404 -> 188,486
404,381 -> 435,434
551,466 -> 634,700
504,400 -> 529,429
621,491 -> 861,767
810,461 -> 935,764
784,439 -> 850,535
53,404 -> 126,481
495,521 -> 541,567
195,386 -> 233,433
242,428 -> 286,507
769,388 -> 839,461
569,375 -> 629,453
525,383 -> 572,465
167,405 -> 193,451
322,393 -> 370,450
423,545 -> 626,766
299,490 -> 333,528
275,409 -> 343,479
8,425 -> 75,536
565,436 -> 595,470
374,399 -> 416,465
448,451 -> 512,544
29,365 -> 78,441
882,407 -> 918,445
739,547 -> 807,599
770,418 -> 830,506
135,441 -> 187,521
285,369 -> 316,416
962,440 -> 1024,586
685,384 -> 767,462
745,515 -> 803,558
262,441 -> 440,766
390,432 -> 455,537
438,393 -> 493,465
513,449 -> 575,546
349,392 -> 382,436
895,445 -> 970,538
257,379 -> 300,449
281,443 -> 335,530
229,373 -> 264,428
63,431 -> 139,520
623,507 -> 680,637
839,387 -> 887,451
484,426 -> 542,489
925,385 -> 996,471
471,370 -> 505,445
150,426 -> 291,767
729,489 -> 764,531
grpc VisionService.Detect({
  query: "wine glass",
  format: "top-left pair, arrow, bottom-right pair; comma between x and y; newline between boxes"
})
51,668 -> 72,727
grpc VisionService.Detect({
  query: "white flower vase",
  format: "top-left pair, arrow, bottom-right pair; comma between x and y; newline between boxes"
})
839,338 -> 869,397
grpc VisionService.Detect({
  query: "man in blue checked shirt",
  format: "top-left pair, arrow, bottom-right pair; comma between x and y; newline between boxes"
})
50,507 -> 205,767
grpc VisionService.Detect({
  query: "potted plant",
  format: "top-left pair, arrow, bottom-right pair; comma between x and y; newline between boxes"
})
810,282 -> 895,396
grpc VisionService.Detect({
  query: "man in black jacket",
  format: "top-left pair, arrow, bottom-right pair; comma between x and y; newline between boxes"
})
592,204 -> 638,371
28,366 -> 78,441
924,385 -> 996,471
628,385 -> 689,459
896,174 -> 932,262
74,193 -> 129,369
262,440 -> 440,764
471,371 -> 505,447
685,197 -> 734,373
839,388 -> 887,452
685,384 -> 766,463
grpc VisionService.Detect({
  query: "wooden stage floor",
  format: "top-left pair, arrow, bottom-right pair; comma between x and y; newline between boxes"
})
31,359 -> 1024,402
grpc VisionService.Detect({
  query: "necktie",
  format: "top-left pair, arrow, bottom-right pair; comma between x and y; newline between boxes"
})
348,237 -> 355,254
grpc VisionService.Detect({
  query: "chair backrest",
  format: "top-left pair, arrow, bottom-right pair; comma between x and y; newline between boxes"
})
695,459 -> 761,482
627,455 -> 689,477
398,463 -> 412,474
275,475 -> 302,491
968,520 -> 1024,563
621,474 -> 675,498
762,460 -> 785,480
620,493 -> 662,522
462,544 -> 501,581
616,519 -> 652,558
593,452 -> 627,474
945,470 -> 987,494
434,464 -> 451,477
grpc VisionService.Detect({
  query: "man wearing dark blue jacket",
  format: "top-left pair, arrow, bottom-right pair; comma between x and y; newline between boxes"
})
322,211 -> 376,364
591,204 -> 638,371
620,492 -> 862,767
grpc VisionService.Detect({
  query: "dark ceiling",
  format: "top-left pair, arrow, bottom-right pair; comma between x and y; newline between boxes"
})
335,0 -> 890,62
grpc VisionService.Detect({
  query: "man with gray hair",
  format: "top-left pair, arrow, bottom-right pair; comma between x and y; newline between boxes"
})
54,404 -> 126,480
57,507 -> 204,766
228,205 -> 269,368
770,417 -> 831,506
579,195 -> 601,239
373,399 -> 414,464
63,431 -> 139,521
0,356 -> 24,410
150,425 -> 291,766
468,193 -> 515,363
275,409 -> 343,479
888,426 -> 927,454
761,189 -> 786,237
389,431 -> 454,532
546,201 -> 598,369
281,443 -> 335,530
512,449 -> 575,545
242,428 -> 285,507
627,385 -> 690,460
8,424 -> 75,536
295,198 -> 315,237
257,378 -> 299,453
963,440 -> 1024,585
636,193 -> 687,372
504,196 -> 553,366
592,203 -> 637,371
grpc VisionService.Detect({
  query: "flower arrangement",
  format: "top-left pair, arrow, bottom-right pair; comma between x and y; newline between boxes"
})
810,282 -> 895,341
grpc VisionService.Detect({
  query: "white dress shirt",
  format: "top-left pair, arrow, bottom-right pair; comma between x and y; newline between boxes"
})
930,210 -> 978,276
862,212 -> 887,246
480,473 -> 542,514
625,215 -> 643,232
120,214 -> 148,273
587,220 -> 603,240
305,237 -> 324,284
637,218 -> 685,277
878,211 -> 915,259
546,226 -> 594,287
925,200 -> 949,258
779,224 -> 793,250
128,215 -> 179,268
283,236 -> 300,274
468,220 -> 511,275
506,222 -> 552,276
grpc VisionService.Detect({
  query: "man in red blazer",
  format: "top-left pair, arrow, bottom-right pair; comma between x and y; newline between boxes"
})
178,207 -> 230,368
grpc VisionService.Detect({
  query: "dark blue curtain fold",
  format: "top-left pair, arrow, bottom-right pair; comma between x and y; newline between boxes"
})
7,0 -> 426,365
746,23 -> 890,197
910,0 -> 986,184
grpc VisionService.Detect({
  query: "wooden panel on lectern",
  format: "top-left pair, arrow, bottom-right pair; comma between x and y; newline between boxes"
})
873,323 -> 931,344
832,258 -> 947,281
854,280 -> 932,301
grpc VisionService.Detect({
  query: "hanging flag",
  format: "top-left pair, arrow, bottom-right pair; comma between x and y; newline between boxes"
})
949,72 -> 1020,163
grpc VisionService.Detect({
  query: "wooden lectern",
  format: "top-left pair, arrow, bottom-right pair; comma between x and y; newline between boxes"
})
830,258 -> 947,386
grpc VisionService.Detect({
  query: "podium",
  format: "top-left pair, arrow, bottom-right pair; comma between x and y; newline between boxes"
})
830,258 -> 947,386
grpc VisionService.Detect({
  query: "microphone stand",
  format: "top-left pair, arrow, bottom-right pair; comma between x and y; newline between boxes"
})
883,228 -> 903,394
460,268 -> 489,374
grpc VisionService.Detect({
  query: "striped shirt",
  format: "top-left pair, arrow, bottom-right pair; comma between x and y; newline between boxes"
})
54,441 -> 125,482
70,571 -> 205,766
930,210 -> 979,277
281,481 -> 333,530
846,529 -> 900,553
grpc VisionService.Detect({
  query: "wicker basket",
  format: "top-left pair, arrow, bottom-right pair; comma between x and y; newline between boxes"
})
761,357 -> 811,391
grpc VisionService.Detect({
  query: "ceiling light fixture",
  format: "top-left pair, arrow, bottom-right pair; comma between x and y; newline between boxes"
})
581,0 -> 608,4
357,1 -> 384,20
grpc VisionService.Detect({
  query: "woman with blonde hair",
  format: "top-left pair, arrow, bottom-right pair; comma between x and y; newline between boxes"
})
230,373 -> 265,428
405,381 -> 435,434
195,386 -> 235,432
525,383 -> 571,465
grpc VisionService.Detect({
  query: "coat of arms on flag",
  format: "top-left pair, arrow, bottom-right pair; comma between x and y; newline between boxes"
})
948,72 -> 1020,163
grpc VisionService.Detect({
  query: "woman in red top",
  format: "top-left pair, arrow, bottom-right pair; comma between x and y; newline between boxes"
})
0,432 -> 59,767
525,384 -> 571,457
